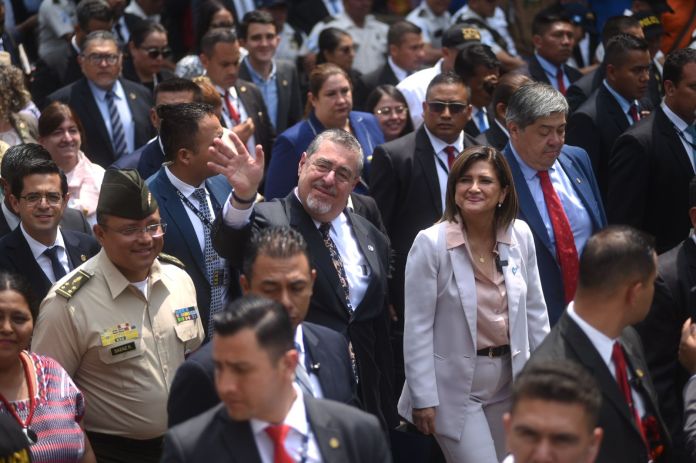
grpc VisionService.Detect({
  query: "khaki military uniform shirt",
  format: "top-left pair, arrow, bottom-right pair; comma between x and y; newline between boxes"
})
32,249 -> 204,439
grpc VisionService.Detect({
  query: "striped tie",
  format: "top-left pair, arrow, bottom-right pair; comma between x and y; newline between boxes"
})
105,90 -> 128,159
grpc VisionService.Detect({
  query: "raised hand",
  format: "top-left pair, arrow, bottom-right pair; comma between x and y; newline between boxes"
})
207,129 -> 265,205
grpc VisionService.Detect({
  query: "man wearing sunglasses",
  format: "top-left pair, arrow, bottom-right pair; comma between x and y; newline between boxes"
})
0,144 -> 100,306
33,168 -> 205,463
47,30 -> 154,168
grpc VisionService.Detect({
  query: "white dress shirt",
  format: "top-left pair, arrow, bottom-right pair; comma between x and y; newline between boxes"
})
295,324 -> 324,398
21,224 -> 69,283
397,59 -> 443,127
215,84 -> 256,156
87,79 -> 136,155
535,52 -> 570,93
567,303 -> 646,418
250,384 -> 322,463
424,126 -> 464,211
661,101 -> 696,172
603,80 -> 640,126
2,202 -> 20,230
387,56 -> 409,82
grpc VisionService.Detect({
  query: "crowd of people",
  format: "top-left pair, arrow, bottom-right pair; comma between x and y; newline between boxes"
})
2,0 -> 696,462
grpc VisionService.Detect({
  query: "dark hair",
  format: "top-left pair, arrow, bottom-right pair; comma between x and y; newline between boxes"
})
513,360 -> 602,432
239,9 -> 275,39
128,20 -> 166,48
532,7 -> 573,37
0,271 -> 38,321
387,20 -> 421,47
242,227 -> 312,280
308,63 -> 350,96
213,295 -> 294,361
365,85 -> 414,137
38,102 -> 86,146
317,27 -> 351,65
602,15 -> 641,45
153,77 -> 203,103
1,143 -> 50,182
76,0 -> 113,31
491,73 -> 532,110
81,30 -> 118,53
578,226 -> 656,293
9,146 -> 68,198
454,43 -> 500,83
157,103 -> 216,161
442,145 -> 518,231
663,48 -> 696,86
425,71 -> 468,101
200,27 -> 238,57
195,0 -> 234,53
604,33 -> 649,68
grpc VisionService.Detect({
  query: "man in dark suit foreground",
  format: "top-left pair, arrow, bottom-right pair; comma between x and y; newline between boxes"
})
678,312 -> 696,461
502,360 -> 603,463
0,144 -> 100,306
528,226 -> 671,462
162,295 -> 391,462
167,226 -> 356,426
210,129 -> 397,431
475,72 -> 531,151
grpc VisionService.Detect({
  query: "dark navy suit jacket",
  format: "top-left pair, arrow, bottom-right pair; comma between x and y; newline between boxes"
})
147,169 -> 236,336
503,143 -> 607,324
263,111 -> 384,200
167,321 -> 356,427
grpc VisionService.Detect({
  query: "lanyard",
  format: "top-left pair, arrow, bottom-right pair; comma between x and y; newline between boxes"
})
175,188 -> 220,231
0,352 -> 38,444
433,152 -> 449,174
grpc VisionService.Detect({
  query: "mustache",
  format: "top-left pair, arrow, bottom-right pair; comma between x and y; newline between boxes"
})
311,179 -> 337,196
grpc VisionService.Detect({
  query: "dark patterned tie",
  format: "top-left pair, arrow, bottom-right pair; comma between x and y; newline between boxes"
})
193,188 -> 224,337
43,246 -> 67,282
105,90 -> 128,159
319,222 -> 352,310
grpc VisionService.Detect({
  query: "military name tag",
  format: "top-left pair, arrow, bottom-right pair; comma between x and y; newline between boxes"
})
100,323 -> 139,346
111,342 -> 136,355
174,307 -> 198,323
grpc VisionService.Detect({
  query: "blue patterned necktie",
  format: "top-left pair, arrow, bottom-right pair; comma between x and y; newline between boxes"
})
685,125 -> 696,171
476,108 -> 489,133
294,342 -> 315,396
193,188 -> 225,337
105,90 -> 128,159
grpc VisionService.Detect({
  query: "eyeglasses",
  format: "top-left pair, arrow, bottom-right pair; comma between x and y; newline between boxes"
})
103,222 -> 167,238
19,192 -> 64,206
84,53 -> 120,65
426,101 -> 470,115
376,105 -> 407,116
310,158 -> 355,184
141,46 -> 172,59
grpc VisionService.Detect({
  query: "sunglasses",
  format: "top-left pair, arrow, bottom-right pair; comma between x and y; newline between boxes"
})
426,101 -> 469,114
141,46 -> 172,59
376,105 -> 407,116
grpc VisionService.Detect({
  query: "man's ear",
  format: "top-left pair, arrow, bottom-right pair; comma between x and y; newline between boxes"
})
8,193 -> 19,215
239,274 -> 250,294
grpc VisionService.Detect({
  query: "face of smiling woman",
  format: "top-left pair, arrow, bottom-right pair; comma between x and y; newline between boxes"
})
0,289 -> 33,368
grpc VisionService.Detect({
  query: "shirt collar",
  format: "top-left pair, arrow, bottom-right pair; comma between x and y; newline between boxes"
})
535,52 -> 562,77
293,187 -> 348,228
164,166 -> 206,197
98,248 -> 161,299
71,35 -> 80,53
508,141 -> 559,181
387,56 -> 409,82
215,83 -> 238,99
88,79 -> 124,102
20,223 -> 64,260
567,302 -> 617,369
444,216 -> 512,250
243,57 -> 277,82
2,201 -> 19,230
661,101 -> 690,132
424,125 -> 464,155
250,383 -> 309,437
294,324 -> 305,353
602,79 -> 635,114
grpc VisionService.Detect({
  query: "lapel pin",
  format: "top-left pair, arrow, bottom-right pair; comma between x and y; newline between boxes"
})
367,244 -> 375,252
329,437 -> 340,449
576,177 -> 582,184
258,112 -> 263,118
636,368 -> 644,378
240,85 -> 247,92
282,79 -> 288,86
80,254 -> 87,262
129,92 -> 136,100
512,266 -> 518,275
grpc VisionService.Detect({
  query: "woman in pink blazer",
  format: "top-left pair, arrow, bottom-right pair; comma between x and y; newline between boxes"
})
398,146 -> 550,462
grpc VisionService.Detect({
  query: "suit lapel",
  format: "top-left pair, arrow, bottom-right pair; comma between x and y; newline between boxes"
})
599,85 -> 629,135
216,410 -> 263,463
345,210 -> 380,311
276,66 -> 290,126
448,241 -> 478,343
305,396 -> 349,463
0,211 -> 11,237
557,151 -> 603,230
500,237 -> 523,337
414,127 -> 443,216
78,79 -> 115,161
6,229 -> 51,294
656,106 -> 695,175
62,230 -> 85,270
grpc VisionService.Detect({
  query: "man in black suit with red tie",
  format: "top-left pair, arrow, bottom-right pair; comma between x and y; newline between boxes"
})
528,226 -> 671,463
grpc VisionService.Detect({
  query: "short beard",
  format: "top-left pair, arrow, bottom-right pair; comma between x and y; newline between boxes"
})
304,192 -> 332,216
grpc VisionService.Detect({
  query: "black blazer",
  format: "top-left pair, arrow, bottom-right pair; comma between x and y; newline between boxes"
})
233,79 -> 275,165
369,126 -> 478,315
353,64 -> 399,111
167,321 -> 357,427
0,207 -> 92,239
133,137 -> 164,180
162,397 -> 391,463
0,228 -> 100,307
238,59 -> 303,134
211,194 -> 398,430
566,66 -> 603,114
528,312 -> 671,463
607,105 -> 694,254
475,119 -> 508,151
566,84 -> 633,202
527,54 -> 583,88
635,238 -> 696,462
46,77 -> 154,168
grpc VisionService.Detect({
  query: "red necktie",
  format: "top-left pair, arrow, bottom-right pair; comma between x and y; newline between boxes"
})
629,104 -> 640,123
224,91 -> 241,125
556,67 -> 566,95
537,170 -> 578,303
612,342 -> 648,446
444,145 -> 457,169
265,424 -> 294,463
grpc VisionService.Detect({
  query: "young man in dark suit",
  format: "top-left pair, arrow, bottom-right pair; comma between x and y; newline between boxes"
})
0,144 -> 100,306
46,30 -> 154,168
162,295 -> 390,463
167,226 -> 356,426
527,226 -> 670,462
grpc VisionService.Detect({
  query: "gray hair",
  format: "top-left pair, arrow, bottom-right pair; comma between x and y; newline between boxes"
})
505,82 -> 568,129
81,30 -> 119,53
306,129 -> 364,175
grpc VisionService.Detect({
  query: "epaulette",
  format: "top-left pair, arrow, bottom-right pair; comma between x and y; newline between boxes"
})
158,252 -> 186,269
56,270 -> 93,299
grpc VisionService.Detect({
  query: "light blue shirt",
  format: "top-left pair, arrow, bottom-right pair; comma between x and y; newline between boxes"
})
535,52 -> 569,92
242,58 -> 279,130
87,80 -> 135,155
510,144 -> 593,256
602,80 -> 638,126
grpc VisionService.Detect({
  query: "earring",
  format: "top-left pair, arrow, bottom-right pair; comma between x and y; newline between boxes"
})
497,202 -> 503,208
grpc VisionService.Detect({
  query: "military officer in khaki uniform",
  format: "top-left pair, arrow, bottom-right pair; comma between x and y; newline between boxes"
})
32,169 -> 204,463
